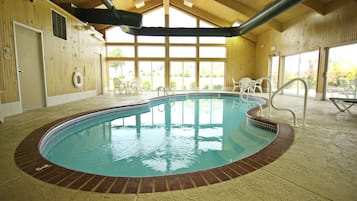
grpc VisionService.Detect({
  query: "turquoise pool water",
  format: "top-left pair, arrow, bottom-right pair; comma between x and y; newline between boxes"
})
40,93 -> 276,177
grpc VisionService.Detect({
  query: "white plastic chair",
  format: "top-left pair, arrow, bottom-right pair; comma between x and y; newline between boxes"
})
239,77 -> 254,93
113,78 -> 126,94
232,78 -> 240,92
129,78 -> 141,94
253,77 -> 264,93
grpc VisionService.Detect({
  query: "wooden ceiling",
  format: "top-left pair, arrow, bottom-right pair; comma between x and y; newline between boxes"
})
52,0 -> 335,35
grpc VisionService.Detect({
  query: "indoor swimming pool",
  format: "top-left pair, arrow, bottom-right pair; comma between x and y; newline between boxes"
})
40,93 -> 275,177
15,92 -> 294,194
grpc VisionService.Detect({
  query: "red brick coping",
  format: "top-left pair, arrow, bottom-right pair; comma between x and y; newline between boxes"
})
15,94 -> 294,194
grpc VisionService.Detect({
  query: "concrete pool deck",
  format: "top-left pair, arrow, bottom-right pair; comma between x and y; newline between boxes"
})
0,92 -> 356,201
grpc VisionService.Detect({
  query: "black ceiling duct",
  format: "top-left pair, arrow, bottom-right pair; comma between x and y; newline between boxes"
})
123,0 -> 304,37
66,0 -> 303,37
61,0 -> 143,28
74,8 -> 142,28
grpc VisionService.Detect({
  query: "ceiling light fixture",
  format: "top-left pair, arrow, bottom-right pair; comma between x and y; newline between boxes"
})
183,0 -> 193,8
134,0 -> 145,8
232,22 -> 241,27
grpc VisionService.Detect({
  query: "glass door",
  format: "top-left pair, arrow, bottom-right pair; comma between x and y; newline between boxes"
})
283,51 -> 319,97
270,55 -> 279,91
326,43 -> 357,98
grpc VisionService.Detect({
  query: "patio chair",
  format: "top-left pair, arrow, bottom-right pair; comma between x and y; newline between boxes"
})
113,78 -> 127,94
239,77 -> 254,93
253,77 -> 264,93
232,78 -> 240,92
129,78 -> 141,94
329,97 -> 357,114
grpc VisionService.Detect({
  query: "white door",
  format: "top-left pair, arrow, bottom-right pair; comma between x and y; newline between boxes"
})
15,24 -> 46,111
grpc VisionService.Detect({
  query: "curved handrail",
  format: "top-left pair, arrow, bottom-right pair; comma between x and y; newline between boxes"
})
271,78 -> 308,127
240,87 -> 263,116
256,77 -> 273,116
157,86 -> 175,112
157,86 -> 174,97
239,77 -> 272,116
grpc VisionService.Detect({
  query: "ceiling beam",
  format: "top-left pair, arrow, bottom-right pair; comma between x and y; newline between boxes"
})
302,0 -> 327,15
214,0 -> 282,32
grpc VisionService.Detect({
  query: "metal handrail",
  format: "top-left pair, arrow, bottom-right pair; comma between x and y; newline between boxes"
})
257,77 -> 273,116
157,86 -> 175,112
240,87 -> 263,116
271,78 -> 308,127
157,86 -> 174,96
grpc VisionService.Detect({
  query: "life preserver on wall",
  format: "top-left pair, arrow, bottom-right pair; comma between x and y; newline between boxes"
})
72,71 -> 83,88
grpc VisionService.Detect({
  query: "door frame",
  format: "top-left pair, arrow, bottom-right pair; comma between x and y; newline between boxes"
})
94,52 -> 104,95
268,53 -> 280,91
13,21 -> 48,112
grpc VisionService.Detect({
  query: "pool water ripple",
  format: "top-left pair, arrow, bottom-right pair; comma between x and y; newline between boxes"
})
41,94 -> 275,177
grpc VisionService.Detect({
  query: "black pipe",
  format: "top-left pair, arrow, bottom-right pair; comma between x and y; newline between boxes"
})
124,0 -> 304,37
124,26 -> 235,37
236,0 -> 304,35
75,8 -> 142,28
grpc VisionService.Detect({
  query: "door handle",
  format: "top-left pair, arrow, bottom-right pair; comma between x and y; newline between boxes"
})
18,69 -> 25,73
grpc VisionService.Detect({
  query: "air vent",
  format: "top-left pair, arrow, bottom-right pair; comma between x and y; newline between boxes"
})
52,10 -> 67,40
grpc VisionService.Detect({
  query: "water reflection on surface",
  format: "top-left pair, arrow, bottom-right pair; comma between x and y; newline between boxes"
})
43,95 -> 274,176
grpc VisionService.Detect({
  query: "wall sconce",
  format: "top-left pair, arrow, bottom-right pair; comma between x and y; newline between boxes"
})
184,0 -> 193,8
134,0 -> 145,8
75,23 -> 92,31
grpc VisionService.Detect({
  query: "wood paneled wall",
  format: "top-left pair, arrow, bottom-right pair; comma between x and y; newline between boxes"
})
226,36 -> 256,87
255,0 -> 357,94
0,0 -> 105,104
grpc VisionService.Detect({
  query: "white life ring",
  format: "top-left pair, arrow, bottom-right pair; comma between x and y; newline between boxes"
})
72,71 -> 83,88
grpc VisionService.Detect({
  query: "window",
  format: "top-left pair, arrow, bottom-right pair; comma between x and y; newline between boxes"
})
199,62 -> 225,90
169,47 -> 196,58
270,55 -> 280,91
108,61 -> 134,90
138,46 -> 165,58
105,5 -> 227,91
199,47 -> 226,58
170,62 -> 196,90
106,27 -> 134,42
51,10 -> 66,40
199,20 -> 226,44
137,7 -> 165,43
169,7 -> 196,44
107,46 -> 134,58
139,62 -> 165,90
283,51 -> 319,97
326,43 -> 357,98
